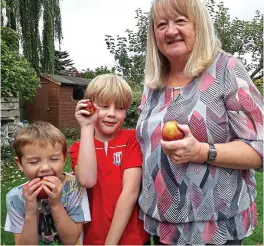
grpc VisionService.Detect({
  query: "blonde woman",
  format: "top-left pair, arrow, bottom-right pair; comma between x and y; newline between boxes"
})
136,0 -> 263,245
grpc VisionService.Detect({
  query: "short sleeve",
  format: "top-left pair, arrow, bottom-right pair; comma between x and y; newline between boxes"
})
70,141 -> 80,171
4,187 -> 25,233
123,130 -> 143,170
224,56 -> 263,168
65,177 -> 91,223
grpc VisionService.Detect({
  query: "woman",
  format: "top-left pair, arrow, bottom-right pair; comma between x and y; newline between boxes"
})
136,0 -> 263,245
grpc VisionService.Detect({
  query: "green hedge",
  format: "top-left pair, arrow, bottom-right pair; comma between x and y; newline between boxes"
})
123,87 -> 143,129
254,78 -> 263,95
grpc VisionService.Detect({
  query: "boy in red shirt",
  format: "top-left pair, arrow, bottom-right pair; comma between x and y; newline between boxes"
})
70,74 -> 149,245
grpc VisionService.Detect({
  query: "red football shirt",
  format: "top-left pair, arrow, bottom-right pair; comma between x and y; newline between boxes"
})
70,129 -> 149,245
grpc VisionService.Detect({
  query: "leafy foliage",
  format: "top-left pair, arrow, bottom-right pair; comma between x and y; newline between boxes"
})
83,66 -> 115,79
205,0 -> 263,80
254,78 -> 263,95
105,9 -> 148,85
1,27 -> 39,100
60,127 -> 80,141
123,88 -> 142,128
54,50 -> 75,74
1,0 -> 63,74
105,2 -> 263,85
1,145 -> 14,164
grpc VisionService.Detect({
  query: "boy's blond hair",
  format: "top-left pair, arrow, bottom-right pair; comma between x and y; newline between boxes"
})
13,121 -> 67,161
85,74 -> 133,109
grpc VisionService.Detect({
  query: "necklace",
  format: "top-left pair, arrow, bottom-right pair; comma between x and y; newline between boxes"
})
172,86 -> 182,90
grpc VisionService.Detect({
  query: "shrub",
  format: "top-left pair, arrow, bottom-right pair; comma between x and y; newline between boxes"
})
60,127 -> 80,141
1,145 -> 14,165
254,78 -> 263,95
124,87 -> 143,129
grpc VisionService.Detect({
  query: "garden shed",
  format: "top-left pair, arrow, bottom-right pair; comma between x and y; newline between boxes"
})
25,73 -> 91,129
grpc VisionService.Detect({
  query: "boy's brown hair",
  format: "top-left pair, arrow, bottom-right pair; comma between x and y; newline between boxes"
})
85,74 -> 133,109
13,121 -> 67,161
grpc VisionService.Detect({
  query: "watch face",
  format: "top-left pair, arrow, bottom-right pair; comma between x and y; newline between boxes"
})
209,150 -> 216,159
208,144 -> 217,162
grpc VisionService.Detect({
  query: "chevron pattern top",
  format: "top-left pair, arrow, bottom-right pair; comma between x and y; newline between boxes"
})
136,52 -> 263,245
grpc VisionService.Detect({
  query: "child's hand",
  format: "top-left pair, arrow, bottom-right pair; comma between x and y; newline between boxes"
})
42,176 -> 63,207
75,99 -> 99,127
22,178 -> 42,213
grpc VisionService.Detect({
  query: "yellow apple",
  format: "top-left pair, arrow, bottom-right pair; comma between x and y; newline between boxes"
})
162,121 -> 184,141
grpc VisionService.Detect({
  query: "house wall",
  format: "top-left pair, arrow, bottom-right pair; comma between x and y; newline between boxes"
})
59,86 -> 79,128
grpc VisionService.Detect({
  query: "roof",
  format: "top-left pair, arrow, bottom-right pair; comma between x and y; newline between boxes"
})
40,73 -> 91,87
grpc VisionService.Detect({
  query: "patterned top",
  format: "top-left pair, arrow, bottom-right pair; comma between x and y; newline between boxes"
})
136,52 -> 263,245
5,173 -> 91,245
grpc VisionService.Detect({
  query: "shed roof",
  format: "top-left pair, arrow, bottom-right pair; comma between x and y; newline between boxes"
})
41,73 -> 91,87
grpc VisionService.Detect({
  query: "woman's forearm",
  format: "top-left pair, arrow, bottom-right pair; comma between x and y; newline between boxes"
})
105,191 -> 138,245
16,212 -> 38,245
196,141 -> 262,169
75,126 -> 97,187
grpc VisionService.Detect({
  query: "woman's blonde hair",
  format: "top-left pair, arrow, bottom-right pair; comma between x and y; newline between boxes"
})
13,121 -> 67,161
85,74 -> 133,109
145,0 -> 222,89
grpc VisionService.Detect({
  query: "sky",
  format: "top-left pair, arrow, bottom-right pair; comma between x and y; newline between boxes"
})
59,0 -> 264,71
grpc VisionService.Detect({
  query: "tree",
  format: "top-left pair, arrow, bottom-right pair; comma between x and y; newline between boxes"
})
105,3 -> 263,85
1,27 -> 39,100
1,0 -> 62,74
105,9 -> 148,86
205,0 -> 263,80
61,67 -> 85,77
54,50 -> 74,74
83,66 -> 115,79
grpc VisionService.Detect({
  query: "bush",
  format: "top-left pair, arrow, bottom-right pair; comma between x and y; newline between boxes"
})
254,78 -> 263,95
60,127 -> 80,141
124,87 -> 143,129
1,145 -> 14,165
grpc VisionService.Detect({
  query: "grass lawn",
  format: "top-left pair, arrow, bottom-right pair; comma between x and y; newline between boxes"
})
1,142 -> 263,245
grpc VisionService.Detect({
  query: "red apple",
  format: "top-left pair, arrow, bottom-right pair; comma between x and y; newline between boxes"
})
162,121 -> 184,141
83,101 -> 96,116
37,178 -> 50,200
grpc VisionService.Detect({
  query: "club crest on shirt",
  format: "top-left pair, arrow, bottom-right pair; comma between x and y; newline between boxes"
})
113,151 -> 122,166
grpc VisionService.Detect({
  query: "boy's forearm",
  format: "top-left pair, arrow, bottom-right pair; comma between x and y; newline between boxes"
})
75,126 -> 97,187
105,191 -> 139,245
50,203 -> 82,245
17,211 -> 38,245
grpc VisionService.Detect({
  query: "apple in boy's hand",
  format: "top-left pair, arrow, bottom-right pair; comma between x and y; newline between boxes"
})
83,101 -> 96,116
37,178 -> 50,200
162,121 -> 184,141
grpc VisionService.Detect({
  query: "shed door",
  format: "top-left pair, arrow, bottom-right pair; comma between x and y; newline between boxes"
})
34,84 -> 49,122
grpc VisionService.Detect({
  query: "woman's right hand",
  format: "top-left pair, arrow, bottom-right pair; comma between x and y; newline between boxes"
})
75,99 -> 99,127
22,178 -> 42,214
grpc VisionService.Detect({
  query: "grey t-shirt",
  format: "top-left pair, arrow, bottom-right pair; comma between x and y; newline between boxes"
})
5,173 -> 91,245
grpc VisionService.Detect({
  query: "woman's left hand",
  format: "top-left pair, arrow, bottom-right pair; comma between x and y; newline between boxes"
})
161,124 -> 205,164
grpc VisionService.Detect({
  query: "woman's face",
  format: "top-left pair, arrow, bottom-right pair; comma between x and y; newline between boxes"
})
154,8 -> 196,62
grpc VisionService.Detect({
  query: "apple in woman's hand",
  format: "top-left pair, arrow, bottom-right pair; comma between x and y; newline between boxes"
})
162,121 -> 184,141
83,101 -> 96,116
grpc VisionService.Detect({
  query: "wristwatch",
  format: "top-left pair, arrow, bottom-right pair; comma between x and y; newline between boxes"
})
207,143 -> 217,163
